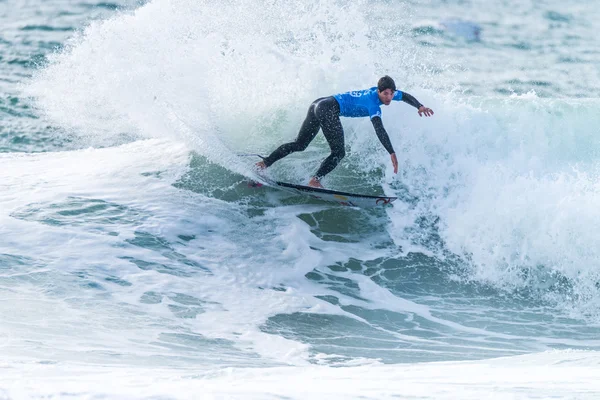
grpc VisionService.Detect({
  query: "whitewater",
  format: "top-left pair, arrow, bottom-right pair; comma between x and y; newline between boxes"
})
2,0 -> 600,398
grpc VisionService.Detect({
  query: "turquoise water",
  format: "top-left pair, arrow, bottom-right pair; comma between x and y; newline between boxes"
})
2,0 -> 600,398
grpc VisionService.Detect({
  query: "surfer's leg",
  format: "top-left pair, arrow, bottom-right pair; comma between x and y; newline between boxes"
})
261,99 -> 324,167
313,98 -> 345,181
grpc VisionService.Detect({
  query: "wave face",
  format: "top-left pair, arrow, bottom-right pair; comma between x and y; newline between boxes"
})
3,0 -> 600,397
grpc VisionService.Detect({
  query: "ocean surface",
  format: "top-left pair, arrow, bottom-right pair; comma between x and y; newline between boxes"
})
2,0 -> 600,398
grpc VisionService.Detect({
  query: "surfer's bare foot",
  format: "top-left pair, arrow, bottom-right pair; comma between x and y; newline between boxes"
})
255,161 -> 266,170
308,177 -> 323,188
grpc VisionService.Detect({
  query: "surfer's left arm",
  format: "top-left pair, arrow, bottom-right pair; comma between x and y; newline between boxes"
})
394,91 -> 434,117
371,116 -> 398,174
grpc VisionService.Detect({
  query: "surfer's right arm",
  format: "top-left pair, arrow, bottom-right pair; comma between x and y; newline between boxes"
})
371,116 -> 398,174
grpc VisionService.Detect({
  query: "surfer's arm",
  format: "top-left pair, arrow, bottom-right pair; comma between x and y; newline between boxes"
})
371,117 -> 398,173
371,117 -> 395,154
395,91 -> 434,117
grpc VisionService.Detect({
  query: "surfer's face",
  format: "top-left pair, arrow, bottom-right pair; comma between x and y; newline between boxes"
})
378,89 -> 394,105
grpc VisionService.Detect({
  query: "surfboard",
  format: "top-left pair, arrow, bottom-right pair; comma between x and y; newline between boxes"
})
251,176 -> 397,208
239,153 -> 397,207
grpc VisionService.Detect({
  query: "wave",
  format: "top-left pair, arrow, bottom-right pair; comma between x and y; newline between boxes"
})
386,94 -> 600,318
22,0 -> 600,329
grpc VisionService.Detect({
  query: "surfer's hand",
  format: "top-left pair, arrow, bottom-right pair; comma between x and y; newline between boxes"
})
391,153 -> 398,174
418,106 -> 434,117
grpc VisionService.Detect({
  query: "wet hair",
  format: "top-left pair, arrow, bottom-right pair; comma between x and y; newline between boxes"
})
377,75 -> 396,92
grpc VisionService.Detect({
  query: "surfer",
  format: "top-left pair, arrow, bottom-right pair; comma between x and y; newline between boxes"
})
255,75 -> 434,188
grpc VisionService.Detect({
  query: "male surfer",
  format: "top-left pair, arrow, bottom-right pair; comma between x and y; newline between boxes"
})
256,75 -> 434,188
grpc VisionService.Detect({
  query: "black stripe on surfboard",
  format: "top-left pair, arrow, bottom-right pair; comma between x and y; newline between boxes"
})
274,181 -> 397,200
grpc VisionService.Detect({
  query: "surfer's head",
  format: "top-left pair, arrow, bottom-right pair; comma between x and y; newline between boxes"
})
377,75 -> 396,105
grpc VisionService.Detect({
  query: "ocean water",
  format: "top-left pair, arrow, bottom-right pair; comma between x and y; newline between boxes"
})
2,0 -> 600,398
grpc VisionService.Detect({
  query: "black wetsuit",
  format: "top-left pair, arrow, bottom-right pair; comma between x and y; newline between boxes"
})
263,97 -> 344,179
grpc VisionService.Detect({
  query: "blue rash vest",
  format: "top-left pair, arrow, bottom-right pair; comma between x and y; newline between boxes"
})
333,87 -> 404,119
